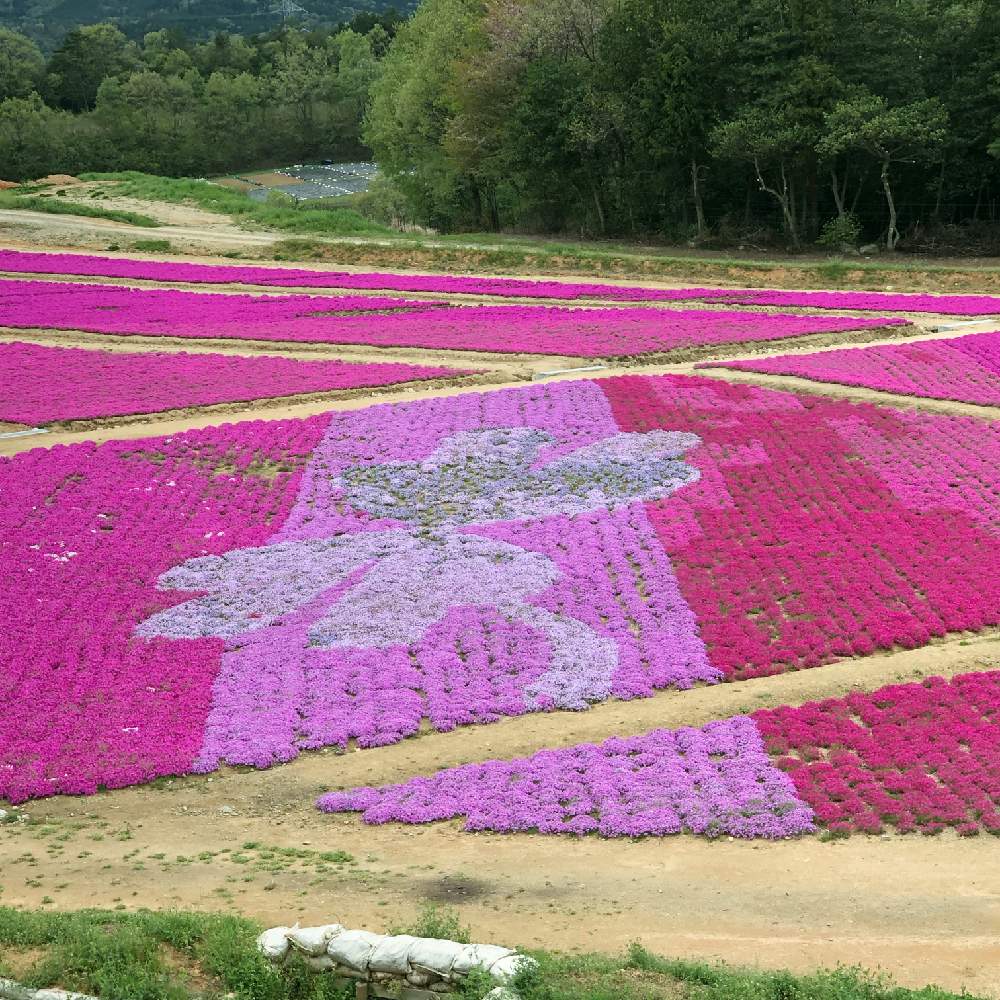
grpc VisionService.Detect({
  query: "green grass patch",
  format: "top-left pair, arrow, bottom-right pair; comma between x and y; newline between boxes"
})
131,239 -> 173,253
78,172 -> 396,239
0,907 -> 983,1000
0,192 -> 160,228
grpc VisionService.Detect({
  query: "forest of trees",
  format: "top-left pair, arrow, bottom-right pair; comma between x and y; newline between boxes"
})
2,0 -> 1000,250
0,13 -> 402,178
367,0 -> 1000,249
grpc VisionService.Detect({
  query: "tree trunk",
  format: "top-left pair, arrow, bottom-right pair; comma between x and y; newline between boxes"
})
830,167 -> 846,217
753,156 -> 799,248
590,179 -> 606,235
881,159 -> 899,251
691,158 -> 706,237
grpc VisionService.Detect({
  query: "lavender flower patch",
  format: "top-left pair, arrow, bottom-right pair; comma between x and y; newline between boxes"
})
316,715 -> 816,839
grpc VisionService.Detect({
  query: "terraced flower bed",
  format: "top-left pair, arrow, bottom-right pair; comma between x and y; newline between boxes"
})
319,670 -> 1000,839
700,331 -> 1000,407
2,375 -> 997,803
0,279 -> 905,357
0,341 -> 474,424
2,250 -> 1000,313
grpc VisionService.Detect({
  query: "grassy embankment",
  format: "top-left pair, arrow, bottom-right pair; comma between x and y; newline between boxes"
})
78,172 -> 395,240
0,190 -> 160,228
0,906 -> 981,1000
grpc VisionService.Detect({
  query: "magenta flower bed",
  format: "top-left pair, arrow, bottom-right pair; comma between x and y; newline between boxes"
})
317,715 -> 816,839
706,288 -> 1000,316
700,331 -> 1000,407
318,669 -> 1000,839
3,375 -> 998,803
0,248 -> 718,301
0,341 -> 472,425
0,279 -> 905,357
754,671 -> 1000,836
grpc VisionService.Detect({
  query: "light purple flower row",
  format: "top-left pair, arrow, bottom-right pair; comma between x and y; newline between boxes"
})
316,714 -> 816,839
699,331 -> 1000,407
0,279 -> 905,358
0,341 -> 474,425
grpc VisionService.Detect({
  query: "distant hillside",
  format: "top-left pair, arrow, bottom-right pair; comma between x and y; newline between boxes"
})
0,0 -> 413,47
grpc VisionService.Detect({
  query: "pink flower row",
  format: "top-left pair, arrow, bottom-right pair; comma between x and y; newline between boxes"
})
0,280 -> 905,358
0,340 -> 472,425
2,250 -> 999,314
755,671 -> 1000,836
603,376 -> 1000,679
700,331 -> 1000,407
318,669 -> 1000,839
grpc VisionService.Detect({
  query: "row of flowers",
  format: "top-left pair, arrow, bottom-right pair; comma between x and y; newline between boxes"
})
2,375 -> 998,801
317,715 -> 817,839
3,250 -> 1000,315
0,341 -> 473,425
317,670 -> 1000,839
601,375 -> 1000,679
0,279 -> 905,358
755,671 -> 1000,836
700,331 -> 1000,407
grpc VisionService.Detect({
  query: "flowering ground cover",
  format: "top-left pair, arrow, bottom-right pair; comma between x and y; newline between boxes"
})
0,279 -> 904,357
756,671 -> 1000,836
318,716 -> 816,839
0,341 -> 472,425
319,671 -> 1000,840
3,251 -> 1000,314
2,375 -> 998,803
0,249 -> 723,301
700,331 -> 1000,407
703,288 -> 1000,316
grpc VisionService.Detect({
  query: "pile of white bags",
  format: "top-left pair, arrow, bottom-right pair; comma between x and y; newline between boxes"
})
257,922 -> 536,992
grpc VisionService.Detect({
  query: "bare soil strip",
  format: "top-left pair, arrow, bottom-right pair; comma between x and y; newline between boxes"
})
4,634 -> 998,998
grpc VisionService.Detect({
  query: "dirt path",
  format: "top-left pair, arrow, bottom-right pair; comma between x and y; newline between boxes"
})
3,634 -> 998,997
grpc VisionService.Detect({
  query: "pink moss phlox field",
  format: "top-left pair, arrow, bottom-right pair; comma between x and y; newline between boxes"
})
602,375 -> 1000,680
700,331 -> 1000,407
0,341 -> 474,425
5,374 -> 1000,802
0,417 -> 328,802
5,251 -> 1000,314
0,249 -> 724,301
754,671 -> 1000,836
0,279 -> 905,357
137,381 -> 720,771
317,715 -> 816,839
706,288 -> 1000,316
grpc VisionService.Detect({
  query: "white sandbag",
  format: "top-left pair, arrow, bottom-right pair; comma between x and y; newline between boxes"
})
256,925 -> 291,962
304,954 -> 337,972
287,923 -> 344,957
406,971 -> 435,987
452,943 -> 516,976
368,934 -> 418,975
326,929 -> 385,971
408,936 -> 465,977
490,953 -> 538,983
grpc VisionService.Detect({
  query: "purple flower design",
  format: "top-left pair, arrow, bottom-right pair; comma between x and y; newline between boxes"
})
137,416 -> 713,766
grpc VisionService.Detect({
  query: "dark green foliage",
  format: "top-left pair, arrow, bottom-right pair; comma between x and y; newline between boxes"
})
364,0 -> 1000,249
